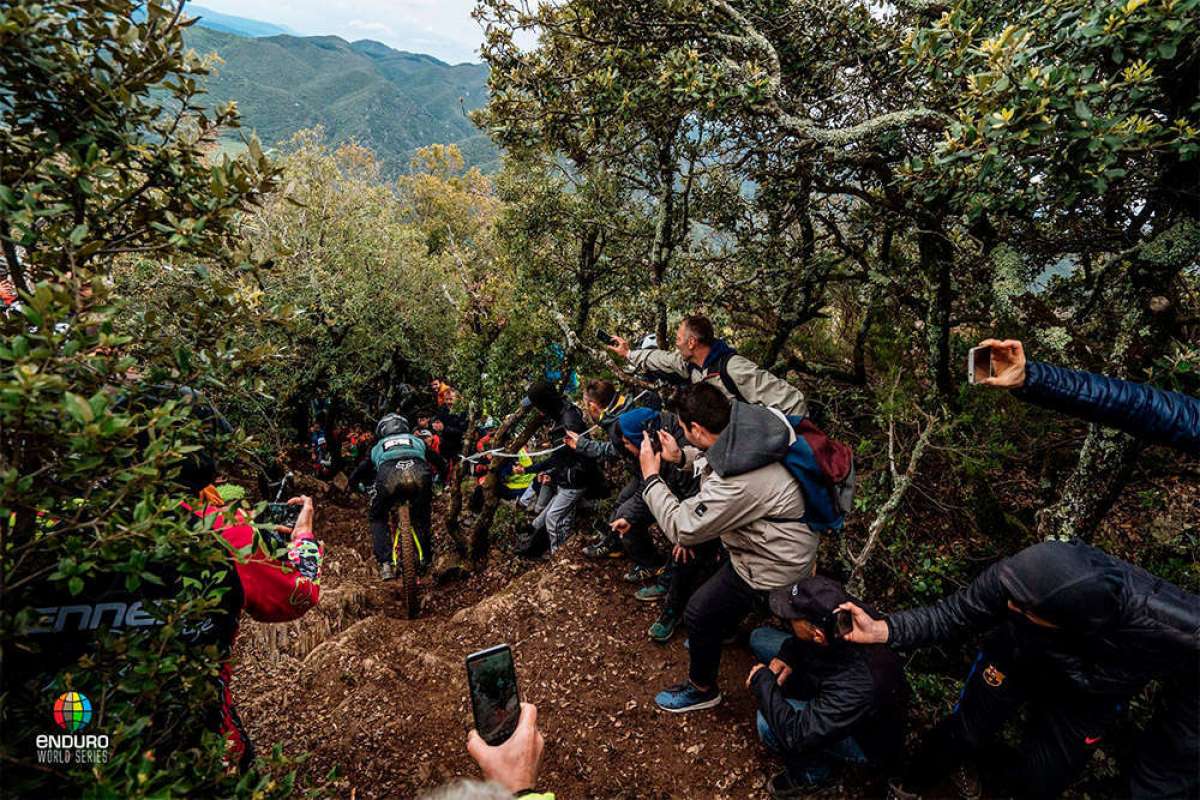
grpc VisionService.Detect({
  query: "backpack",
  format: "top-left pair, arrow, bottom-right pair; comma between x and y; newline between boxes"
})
781,415 -> 855,532
709,351 -> 856,530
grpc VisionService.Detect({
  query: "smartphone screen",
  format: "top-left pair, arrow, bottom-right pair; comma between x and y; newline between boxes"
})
834,609 -> 854,639
968,346 -> 992,384
466,644 -> 520,746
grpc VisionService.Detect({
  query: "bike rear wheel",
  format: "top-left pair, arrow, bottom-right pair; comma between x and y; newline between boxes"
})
395,505 -> 420,618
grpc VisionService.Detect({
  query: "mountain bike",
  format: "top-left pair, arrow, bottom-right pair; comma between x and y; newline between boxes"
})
389,504 -> 421,618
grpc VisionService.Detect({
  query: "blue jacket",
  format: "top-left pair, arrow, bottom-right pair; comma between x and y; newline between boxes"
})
1018,361 -> 1199,454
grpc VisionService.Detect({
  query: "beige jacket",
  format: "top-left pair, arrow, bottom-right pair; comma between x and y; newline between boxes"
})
642,449 -> 817,591
626,347 -> 807,416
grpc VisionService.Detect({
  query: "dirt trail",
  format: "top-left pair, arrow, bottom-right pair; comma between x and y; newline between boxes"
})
231,485 -> 810,799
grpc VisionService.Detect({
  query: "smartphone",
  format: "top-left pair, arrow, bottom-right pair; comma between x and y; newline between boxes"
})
967,346 -> 993,384
267,502 -> 301,528
466,644 -> 521,746
834,609 -> 854,639
644,416 -> 662,453
596,328 -> 616,346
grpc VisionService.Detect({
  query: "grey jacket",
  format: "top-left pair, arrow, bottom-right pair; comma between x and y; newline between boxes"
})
626,346 -> 807,416
642,402 -> 818,590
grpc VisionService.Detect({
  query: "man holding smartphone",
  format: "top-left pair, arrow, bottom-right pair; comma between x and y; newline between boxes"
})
747,576 -> 908,798
973,338 -> 1199,454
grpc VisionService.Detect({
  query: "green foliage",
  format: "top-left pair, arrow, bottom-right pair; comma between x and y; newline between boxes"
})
0,2 -> 314,796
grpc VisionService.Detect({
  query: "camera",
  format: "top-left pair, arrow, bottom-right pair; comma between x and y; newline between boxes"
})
267,502 -> 301,529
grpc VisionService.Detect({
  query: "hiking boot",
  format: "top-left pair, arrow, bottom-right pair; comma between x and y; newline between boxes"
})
654,680 -> 721,713
378,562 -> 395,581
635,582 -> 668,602
583,533 -> 621,559
623,563 -> 658,583
953,764 -> 982,800
768,769 -> 833,799
648,608 -> 680,642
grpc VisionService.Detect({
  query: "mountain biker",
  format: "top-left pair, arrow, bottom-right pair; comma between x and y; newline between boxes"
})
348,413 -> 447,579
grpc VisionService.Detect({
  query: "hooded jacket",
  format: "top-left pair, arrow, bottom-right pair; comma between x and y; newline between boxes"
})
886,541 -> 1200,697
1017,361 -> 1199,454
626,339 -> 808,416
642,401 -> 818,590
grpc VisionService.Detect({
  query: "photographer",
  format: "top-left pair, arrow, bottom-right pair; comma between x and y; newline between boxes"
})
839,540 -> 1200,799
749,576 -> 907,799
639,383 -> 818,713
975,339 -> 1199,454
608,315 -> 807,415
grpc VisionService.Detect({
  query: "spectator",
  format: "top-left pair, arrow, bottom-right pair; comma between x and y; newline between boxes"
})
840,540 -> 1200,799
517,381 -> 602,556
748,576 -> 908,798
425,703 -> 551,799
639,383 -> 819,712
608,315 -> 807,415
569,378 -> 652,558
348,414 -> 447,579
7,440 -> 322,773
590,407 -> 700,591
975,338 -> 1199,454
433,384 -> 469,466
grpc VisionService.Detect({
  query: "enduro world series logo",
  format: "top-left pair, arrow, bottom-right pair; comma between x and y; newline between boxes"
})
36,691 -> 110,765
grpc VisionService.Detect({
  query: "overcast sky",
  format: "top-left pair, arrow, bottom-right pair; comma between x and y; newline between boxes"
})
193,0 -> 487,64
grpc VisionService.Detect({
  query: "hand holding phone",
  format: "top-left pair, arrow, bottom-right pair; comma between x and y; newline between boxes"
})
467,645 -> 521,746
467,702 -> 544,794
267,502 -> 302,529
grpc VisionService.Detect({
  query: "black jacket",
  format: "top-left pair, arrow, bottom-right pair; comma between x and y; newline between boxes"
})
528,402 -> 597,490
1018,361 -> 1199,454
751,636 -> 908,772
887,541 -> 1200,697
434,407 -> 468,457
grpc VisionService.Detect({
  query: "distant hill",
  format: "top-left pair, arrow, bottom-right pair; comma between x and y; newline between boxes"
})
186,27 -> 498,174
189,5 -> 292,37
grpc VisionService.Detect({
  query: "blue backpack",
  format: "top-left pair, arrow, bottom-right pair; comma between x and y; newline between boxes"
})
781,415 -> 856,533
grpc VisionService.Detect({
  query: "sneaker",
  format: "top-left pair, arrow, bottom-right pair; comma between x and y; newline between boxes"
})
623,564 -> 658,583
768,769 -> 832,799
654,680 -> 721,713
378,562 -> 395,581
648,608 -> 679,642
583,533 -> 621,559
635,582 -> 668,602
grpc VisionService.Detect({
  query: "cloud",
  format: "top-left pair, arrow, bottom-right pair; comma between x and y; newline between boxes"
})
346,19 -> 397,38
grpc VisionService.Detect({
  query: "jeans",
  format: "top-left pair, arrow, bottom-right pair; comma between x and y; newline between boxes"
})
685,560 -> 766,687
369,459 -> 433,566
750,626 -> 868,784
531,486 -> 585,552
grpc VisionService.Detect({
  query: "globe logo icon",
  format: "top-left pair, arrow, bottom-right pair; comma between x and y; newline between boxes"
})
52,692 -> 92,732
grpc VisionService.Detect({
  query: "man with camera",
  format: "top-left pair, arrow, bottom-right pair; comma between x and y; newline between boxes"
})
748,576 -> 908,798
838,540 -> 1200,799
638,383 -> 818,713
607,314 -> 807,416
974,338 -> 1198,453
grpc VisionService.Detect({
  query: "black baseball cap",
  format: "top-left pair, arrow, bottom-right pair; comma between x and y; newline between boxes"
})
769,575 -> 854,623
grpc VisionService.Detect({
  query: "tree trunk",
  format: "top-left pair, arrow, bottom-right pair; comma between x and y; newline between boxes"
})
443,406 -> 478,558
467,406 -> 537,569
649,126 -> 679,345
918,224 -> 954,401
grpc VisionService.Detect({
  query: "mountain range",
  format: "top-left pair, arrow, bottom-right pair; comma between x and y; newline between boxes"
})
184,21 -> 497,174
